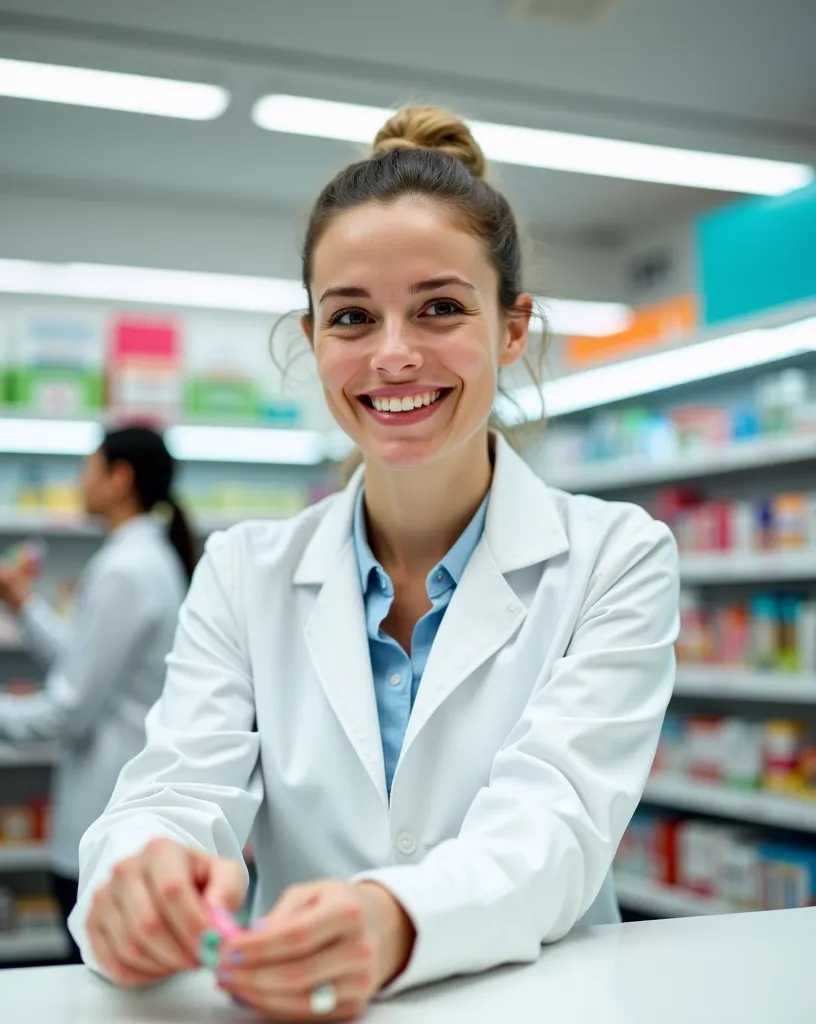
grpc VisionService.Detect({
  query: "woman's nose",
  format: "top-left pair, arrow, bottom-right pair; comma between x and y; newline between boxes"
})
371,322 -> 423,375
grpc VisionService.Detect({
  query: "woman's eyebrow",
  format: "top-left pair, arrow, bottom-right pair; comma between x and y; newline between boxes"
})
319,285 -> 371,302
410,276 -> 476,294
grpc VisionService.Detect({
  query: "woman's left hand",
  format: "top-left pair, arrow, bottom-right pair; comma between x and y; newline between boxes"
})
0,563 -> 30,613
216,880 -> 415,1021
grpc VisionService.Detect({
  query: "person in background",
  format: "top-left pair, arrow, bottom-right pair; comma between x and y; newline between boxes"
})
70,106 -> 678,1021
0,426 -> 195,962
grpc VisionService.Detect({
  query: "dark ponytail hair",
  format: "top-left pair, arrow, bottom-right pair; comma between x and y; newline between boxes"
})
99,426 -> 197,584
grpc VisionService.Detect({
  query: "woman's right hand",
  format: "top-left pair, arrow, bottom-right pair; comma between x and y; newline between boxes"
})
86,838 -> 246,988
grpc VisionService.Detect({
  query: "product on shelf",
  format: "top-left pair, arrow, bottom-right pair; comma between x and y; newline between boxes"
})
616,813 -> 816,911
675,589 -> 816,673
7,309 -> 104,415
0,805 -> 35,843
763,720 -> 804,793
543,367 -> 816,471
652,713 -> 816,800
0,797 -> 51,844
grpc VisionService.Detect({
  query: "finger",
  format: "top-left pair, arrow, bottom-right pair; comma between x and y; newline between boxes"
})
218,973 -> 371,1022
218,936 -> 374,998
225,890 -> 362,967
112,862 -> 198,972
90,888 -> 168,982
143,840 -> 210,959
201,857 -> 247,914
89,916 -> 159,989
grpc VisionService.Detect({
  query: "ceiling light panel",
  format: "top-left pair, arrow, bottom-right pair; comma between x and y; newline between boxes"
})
252,95 -> 813,196
0,58 -> 229,120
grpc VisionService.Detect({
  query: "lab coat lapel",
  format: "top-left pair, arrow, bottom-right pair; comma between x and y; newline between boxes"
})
295,471 -> 388,807
401,436 -> 570,755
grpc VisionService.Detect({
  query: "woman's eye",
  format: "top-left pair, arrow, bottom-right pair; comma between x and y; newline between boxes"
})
423,300 -> 464,317
330,308 -> 372,327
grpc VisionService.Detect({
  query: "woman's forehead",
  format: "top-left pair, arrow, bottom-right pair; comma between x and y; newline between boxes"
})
311,199 -> 493,293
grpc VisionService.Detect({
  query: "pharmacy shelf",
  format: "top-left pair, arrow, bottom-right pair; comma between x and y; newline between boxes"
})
0,844 -> 51,872
546,433 -> 816,493
643,774 -> 816,832
613,872 -> 739,918
0,927 -> 68,962
0,510 -> 283,537
0,512 -> 100,536
680,551 -> 816,583
674,666 -> 816,703
0,742 -> 58,767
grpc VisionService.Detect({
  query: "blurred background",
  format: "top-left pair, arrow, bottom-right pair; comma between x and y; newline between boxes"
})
0,0 -> 815,964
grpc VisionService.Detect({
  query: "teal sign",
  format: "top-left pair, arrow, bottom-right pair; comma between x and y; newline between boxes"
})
696,181 -> 816,325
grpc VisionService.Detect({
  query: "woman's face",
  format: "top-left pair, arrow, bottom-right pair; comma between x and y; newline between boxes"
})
305,197 -> 530,471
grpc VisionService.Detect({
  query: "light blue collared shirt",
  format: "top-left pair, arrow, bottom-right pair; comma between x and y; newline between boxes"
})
352,488 -> 488,796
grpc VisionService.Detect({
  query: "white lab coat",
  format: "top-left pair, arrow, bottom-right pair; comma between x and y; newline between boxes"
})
70,437 -> 679,993
0,515 -> 187,876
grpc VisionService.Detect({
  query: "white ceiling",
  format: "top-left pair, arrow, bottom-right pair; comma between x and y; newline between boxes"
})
0,0 -> 814,244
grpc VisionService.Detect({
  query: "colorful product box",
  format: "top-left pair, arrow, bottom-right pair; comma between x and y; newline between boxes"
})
7,309 -> 104,414
108,315 -> 182,422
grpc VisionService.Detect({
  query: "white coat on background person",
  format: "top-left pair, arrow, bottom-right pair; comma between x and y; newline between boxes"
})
0,427 -> 193,960
70,105 -> 679,1021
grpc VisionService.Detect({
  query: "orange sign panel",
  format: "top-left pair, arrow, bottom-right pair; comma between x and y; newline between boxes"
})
565,294 -> 698,369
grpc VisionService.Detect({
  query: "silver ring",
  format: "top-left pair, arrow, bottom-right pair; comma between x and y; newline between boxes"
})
309,983 -> 338,1016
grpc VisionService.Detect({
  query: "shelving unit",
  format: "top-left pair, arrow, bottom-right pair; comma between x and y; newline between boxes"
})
613,872 -> 739,918
0,928 -> 68,963
680,551 -> 816,584
546,432 -> 816,493
0,509 -> 269,537
642,774 -> 816,832
0,845 -> 51,872
674,666 -> 816,703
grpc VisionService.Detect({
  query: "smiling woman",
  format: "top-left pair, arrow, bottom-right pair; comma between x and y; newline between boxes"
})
70,102 -> 679,1024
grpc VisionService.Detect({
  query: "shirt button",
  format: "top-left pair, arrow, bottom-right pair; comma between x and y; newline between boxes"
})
396,831 -> 417,855
435,571 -> 445,582
380,577 -> 389,592
389,672 -> 402,687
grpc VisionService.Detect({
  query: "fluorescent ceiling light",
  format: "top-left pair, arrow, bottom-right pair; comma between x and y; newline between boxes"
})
0,58 -> 229,120
0,259 -> 305,313
497,316 -> 816,422
166,425 -> 327,465
0,418 -> 337,465
535,298 -> 631,337
0,259 -> 624,336
252,95 -> 814,196
0,418 -> 102,456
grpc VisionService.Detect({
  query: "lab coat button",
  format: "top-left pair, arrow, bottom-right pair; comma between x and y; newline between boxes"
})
396,831 -> 417,855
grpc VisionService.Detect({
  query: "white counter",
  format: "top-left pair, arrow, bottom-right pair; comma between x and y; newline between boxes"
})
1,907 -> 814,1022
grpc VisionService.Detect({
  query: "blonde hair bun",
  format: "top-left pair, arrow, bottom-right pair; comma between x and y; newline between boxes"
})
371,106 -> 487,180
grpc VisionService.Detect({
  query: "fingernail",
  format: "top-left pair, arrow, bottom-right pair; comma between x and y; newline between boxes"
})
216,969 -> 231,984
231,995 -> 250,1010
226,949 -> 244,965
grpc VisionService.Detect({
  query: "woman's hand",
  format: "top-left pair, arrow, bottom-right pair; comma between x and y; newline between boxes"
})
86,838 -> 246,988
217,880 -> 416,1021
0,563 -> 30,613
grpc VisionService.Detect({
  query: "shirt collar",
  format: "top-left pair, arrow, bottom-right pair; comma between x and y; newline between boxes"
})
352,488 -> 488,597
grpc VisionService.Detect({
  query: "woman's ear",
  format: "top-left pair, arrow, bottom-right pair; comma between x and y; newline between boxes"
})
499,294 -> 533,368
300,313 -> 314,346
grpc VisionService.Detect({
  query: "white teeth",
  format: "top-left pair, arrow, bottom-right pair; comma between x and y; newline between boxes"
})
371,390 -> 442,413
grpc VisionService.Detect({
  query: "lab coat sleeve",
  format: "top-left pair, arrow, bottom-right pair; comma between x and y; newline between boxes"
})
357,519 -> 679,995
18,593 -> 72,667
0,566 -> 153,742
68,531 -> 262,977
